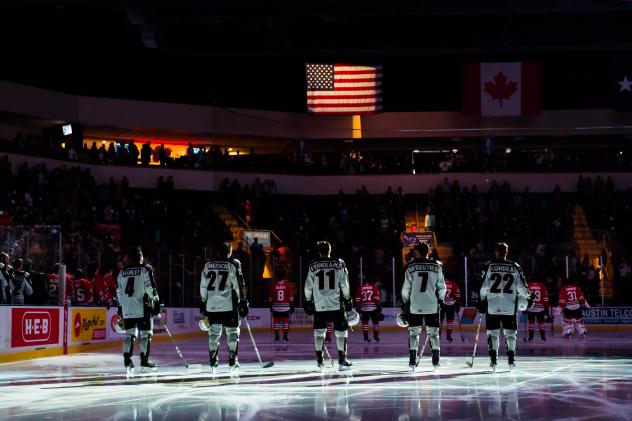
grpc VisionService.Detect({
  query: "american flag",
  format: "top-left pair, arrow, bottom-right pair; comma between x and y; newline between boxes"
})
306,64 -> 383,114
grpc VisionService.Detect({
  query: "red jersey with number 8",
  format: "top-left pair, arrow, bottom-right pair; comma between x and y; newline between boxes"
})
269,280 -> 295,312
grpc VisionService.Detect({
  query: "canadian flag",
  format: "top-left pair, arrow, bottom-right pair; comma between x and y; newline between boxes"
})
462,62 -> 541,117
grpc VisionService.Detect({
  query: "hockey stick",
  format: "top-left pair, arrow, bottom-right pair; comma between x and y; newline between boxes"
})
157,316 -> 202,370
415,331 -> 429,367
322,342 -> 335,367
549,307 -> 554,338
523,311 -> 529,342
244,317 -> 274,368
465,313 -> 483,368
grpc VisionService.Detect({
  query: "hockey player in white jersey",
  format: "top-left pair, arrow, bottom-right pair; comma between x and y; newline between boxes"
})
401,242 -> 446,370
479,242 -> 532,370
304,241 -> 353,371
116,248 -> 160,373
200,242 -> 249,371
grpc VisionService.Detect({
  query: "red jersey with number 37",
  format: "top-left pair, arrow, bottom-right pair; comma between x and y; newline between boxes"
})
269,280 -> 295,312
527,282 -> 549,312
354,283 -> 381,312
443,279 -> 461,306
558,284 -> 586,310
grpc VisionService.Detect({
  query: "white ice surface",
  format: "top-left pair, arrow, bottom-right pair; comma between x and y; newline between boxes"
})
1,330 -> 632,420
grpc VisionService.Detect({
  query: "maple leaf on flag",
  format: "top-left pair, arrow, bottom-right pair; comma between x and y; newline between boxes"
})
483,71 -> 518,106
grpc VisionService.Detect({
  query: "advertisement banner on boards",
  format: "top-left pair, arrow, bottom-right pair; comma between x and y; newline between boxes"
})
11,307 -> 60,348
71,308 -> 107,342
582,307 -> 632,324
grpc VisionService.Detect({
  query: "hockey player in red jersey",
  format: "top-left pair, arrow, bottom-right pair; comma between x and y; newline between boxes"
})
72,269 -> 94,306
440,278 -> 461,342
557,278 -> 589,338
355,276 -> 383,342
527,280 -> 550,341
46,263 -> 74,305
95,266 -> 118,308
268,273 -> 295,342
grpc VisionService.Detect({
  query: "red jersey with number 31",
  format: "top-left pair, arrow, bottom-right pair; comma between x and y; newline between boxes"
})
354,283 -> 381,312
558,284 -> 586,310
269,280 -> 295,312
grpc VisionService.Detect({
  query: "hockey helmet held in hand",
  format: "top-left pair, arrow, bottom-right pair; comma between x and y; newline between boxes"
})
376,311 -> 385,321
113,314 -> 126,334
396,311 -> 409,328
345,310 -> 360,327
198,316 -> 210,332
517,295 -> 530,312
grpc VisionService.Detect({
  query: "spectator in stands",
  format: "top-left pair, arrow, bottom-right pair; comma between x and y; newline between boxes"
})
141,142 -> 152,166
0,252 -> 14,304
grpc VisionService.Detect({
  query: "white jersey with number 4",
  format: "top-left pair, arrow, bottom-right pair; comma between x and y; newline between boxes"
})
116,265 -> 156,319
402,258 -> 446,315
200,259 -> 242,313
304,258 -> 351,312
480,259 -> 530,316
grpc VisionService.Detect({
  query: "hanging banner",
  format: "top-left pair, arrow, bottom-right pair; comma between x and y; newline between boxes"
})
402,231 -> 434,248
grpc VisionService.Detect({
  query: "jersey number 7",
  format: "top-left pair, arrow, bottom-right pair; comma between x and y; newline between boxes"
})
418,272 -> 429,292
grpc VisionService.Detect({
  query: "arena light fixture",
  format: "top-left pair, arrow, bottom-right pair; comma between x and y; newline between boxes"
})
62,124 -> 72,136
505,148 -> 512,154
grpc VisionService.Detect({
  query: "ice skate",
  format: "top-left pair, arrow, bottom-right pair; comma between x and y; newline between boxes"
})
540,331 -> 547,342
489,350 -> 497,371
338,351 -> 352,372
140,353 -> 157,373
283,333 -> 289,343
316,351 -> 325,372
528,331 -> 534,342
274,332 -> 280,343
409,350 -> 417,372
363,333 -> 371,344
209,351 -> 219,373
229,352 -> 240,372
507,351 -> 516,370
446,332 -> 453,342
432,350 -> 440,369
124,353 -> 134,376
373,334 -> 380,343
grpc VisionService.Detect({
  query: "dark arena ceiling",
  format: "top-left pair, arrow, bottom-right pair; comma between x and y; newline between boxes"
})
2,0 -> 632,111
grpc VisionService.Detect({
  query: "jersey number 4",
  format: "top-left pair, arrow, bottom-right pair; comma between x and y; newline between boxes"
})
490,273 -> 514,294
316,270 -> 336,290
207,271 -> 229,291
125,277 -> 135,297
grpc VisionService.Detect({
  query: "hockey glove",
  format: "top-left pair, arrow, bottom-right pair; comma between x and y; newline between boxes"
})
290,304 -> 295,315
117,306 -> 123,317
303,300 -> 315,316
527,293 -> 536,310
342,297 -> 353,312
238,300 -> 250,318
400,300 -> 411,314
477,299 -> 487,315
199,300 -> 207,315
376,311 -> 385,322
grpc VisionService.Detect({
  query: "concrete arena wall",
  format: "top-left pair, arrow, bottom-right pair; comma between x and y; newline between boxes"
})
4,152 -> 632,194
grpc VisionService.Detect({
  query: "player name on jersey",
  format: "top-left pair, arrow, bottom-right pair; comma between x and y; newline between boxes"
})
205,262 -> 230,270
488,264 -> 517,273
406,263 -> 440,273
309,261 -> 343,271
120,268 -> 142,277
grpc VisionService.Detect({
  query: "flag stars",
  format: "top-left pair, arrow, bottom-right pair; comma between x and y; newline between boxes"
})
619,75 -> 632,93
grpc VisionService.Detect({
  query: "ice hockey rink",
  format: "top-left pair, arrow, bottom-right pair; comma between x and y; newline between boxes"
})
1,330 -> 632,421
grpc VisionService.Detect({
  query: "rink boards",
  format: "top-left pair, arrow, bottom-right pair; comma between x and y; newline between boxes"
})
1,305 -> 632,363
